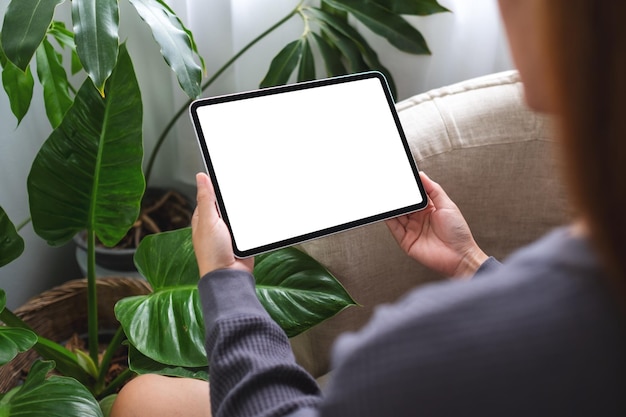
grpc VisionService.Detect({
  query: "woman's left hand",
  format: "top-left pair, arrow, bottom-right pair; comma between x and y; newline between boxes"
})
191,172 -> 254,277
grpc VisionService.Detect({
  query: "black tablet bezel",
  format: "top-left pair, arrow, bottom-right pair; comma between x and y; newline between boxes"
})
189,71 -> 427,258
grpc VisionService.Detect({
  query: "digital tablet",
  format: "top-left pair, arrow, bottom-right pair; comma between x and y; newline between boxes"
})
189,71 -> 428,258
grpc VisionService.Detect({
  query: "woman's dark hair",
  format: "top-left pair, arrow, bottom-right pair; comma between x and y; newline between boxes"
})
544,2 -> 626,297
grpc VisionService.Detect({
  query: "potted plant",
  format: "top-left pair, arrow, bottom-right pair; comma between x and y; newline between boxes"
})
0,0 -> 448,415
79,0 -> 453,275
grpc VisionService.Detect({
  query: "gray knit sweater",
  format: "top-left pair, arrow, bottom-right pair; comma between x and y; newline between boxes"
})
199,227 -> 626,416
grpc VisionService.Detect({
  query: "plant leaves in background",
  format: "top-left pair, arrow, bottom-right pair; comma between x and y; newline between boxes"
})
255,247 -> 356,338
27,44 -> 144,247
116,228 -> 206,368
48,21 -> 83,75
1,44 -> 35,125
373,0 -> 450,15
311,32 -> 347,77
0,289 -> 38,366
36,38 -> 73,128
0,326 -> 38,366
128,0 -> 203,98
307,7 -> 397,95
0,360 -> 103,417
72,0 -> 120,96
297,36 -> 316,83
0,0 -> 64,71
98,395 -> 117,417
260,39 -> 304,88
324,0 -> 430,54
258,1 -> 448,96
0,207 -> 24,267
154,0 -> 206,72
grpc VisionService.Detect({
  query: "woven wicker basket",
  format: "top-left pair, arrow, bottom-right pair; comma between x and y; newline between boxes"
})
0,277 -> 152,393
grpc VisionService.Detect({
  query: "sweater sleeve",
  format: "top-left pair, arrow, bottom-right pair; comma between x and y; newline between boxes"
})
198,269 -> 321,417
473,256 -> 502,278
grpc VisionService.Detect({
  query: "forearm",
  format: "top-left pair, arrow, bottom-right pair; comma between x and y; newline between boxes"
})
199,270 -> 321,417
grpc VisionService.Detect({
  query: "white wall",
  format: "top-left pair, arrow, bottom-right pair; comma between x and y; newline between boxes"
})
0,0 -> 513,309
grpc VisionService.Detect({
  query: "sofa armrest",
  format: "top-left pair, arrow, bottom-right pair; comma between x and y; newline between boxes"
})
292,70 -> 570,378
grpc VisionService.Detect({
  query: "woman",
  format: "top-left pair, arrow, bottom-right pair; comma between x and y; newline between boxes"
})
112,1 -> 626,415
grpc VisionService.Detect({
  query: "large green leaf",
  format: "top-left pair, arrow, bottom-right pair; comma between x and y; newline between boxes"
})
27,44 -> 144,247
0,360 -> 103,417
0,290 -> 37,366
0,328 -> 37,366
72,0 -> 119,96
255,247 -> 356,337
127,344 -> 208,381
374,0 -> 450,15
0,207 -> 24,267
0,0 -> 65,71
260,39 -> 304,88
0,45 -> 35,125
116,228 -> 205,368
325,0 -> 431,54
128,0 -> 202,99
36,38 -> 73,128
307,7 -> 397,96
117,227 -> 355,369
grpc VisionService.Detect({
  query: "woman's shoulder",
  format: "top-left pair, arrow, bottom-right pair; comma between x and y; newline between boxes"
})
323,227 -> 626,416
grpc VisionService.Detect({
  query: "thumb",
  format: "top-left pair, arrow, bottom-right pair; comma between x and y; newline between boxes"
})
419,172 -> 456,211
195,173 -> 219,219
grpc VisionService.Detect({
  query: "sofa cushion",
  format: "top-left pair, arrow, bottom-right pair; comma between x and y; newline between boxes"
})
292,70 -> 570,378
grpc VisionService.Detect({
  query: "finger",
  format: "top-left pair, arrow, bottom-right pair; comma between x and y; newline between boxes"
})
195,173 -> 219,222
419,171 -> 456,210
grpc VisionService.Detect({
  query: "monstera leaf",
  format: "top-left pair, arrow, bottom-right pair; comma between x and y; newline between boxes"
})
0,326 -> 37,366
27,44 -> 144,247
254,247 -> 356,337
0,290 -> 38,366
0,360 -> 103,417
127,344 -> 209,381
115,228 -> 205,368
116,227 -> 355,371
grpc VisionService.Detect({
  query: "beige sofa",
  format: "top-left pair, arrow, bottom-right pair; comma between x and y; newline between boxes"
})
293,70 -> 571,380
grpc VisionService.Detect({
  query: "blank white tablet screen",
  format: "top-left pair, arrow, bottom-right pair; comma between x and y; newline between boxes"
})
190,72 -> 426,257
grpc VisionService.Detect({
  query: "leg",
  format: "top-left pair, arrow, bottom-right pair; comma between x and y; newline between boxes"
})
110,374 -> 211,417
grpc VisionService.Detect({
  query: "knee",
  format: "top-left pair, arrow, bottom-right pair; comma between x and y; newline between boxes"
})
110,374 -> 211,417
111,374 -> 165,417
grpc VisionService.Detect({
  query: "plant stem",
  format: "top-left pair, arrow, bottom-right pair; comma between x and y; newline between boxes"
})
15,217 -> 31,232
99,368 -> 133,398
86,228 -> 99,364
96,326 -> 126,389
143,2 -> 303,184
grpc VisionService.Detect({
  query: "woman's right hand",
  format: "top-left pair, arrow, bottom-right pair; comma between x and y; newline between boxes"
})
386,172 -> 488,278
